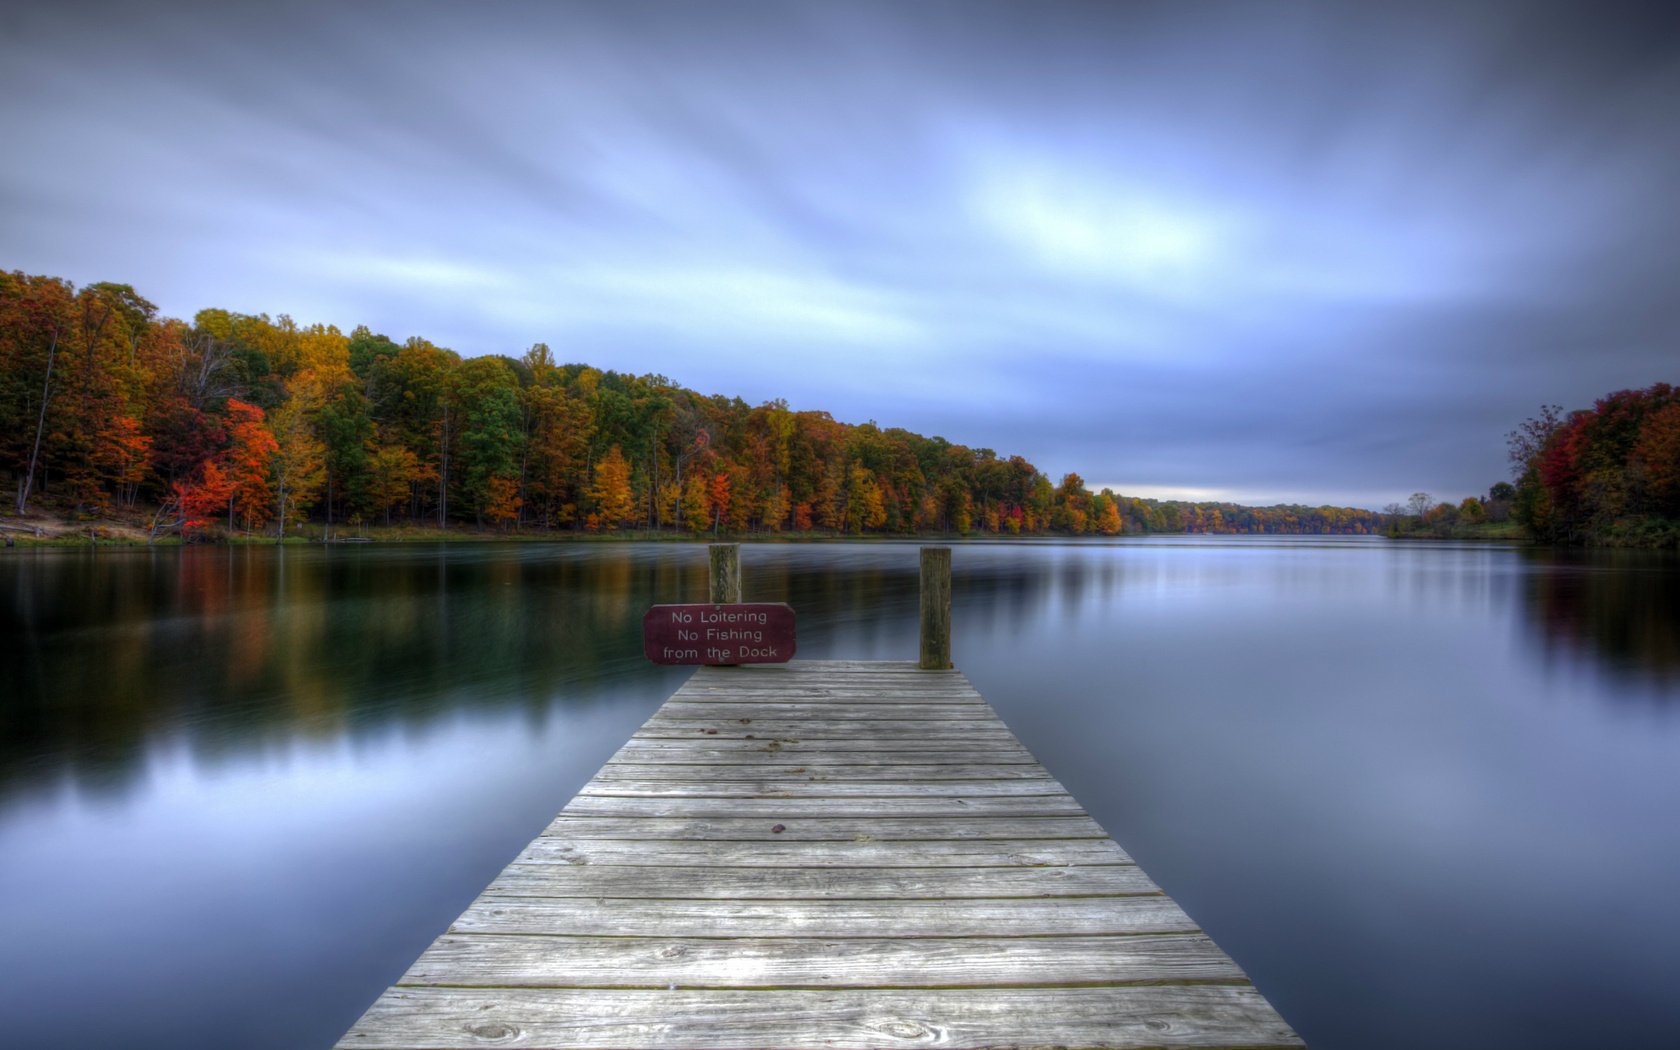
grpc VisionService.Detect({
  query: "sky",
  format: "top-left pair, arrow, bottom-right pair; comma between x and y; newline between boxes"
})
3,1 -> 1678,509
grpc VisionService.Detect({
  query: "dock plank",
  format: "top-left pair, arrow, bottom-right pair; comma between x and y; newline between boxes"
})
339,986 -> 1300,1049
539,814 -> 1107,840
483,862 -> 1158,898
399,932 -> 1244,988
516,837 -> 1132,867
558,794 -> 1086,818
576,777 -> 1070,797
337,660 -> 1301,1049
452,895 -> 1195,937
588,762 -> 1056,781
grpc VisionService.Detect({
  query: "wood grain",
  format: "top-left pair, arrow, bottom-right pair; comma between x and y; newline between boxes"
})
451,895 -> 1195,937
339,986 -> 1302,1049
516,836 -> 1133,867
483,862 -> 1158,899
399,932 -> 1242,988
589,762 -> 1056,781
558,794 -> 1086,818
577,778 -> 1069,797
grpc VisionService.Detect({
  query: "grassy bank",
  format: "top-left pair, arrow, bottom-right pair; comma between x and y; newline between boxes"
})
0,507 -> 978,548
1385,520 -> 1527,542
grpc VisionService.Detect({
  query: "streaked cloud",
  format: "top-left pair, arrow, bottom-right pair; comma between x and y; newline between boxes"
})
2,0 -> 1676,506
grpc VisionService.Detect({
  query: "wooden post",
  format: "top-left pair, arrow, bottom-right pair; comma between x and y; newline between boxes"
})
708,543 -> 742,604
919,546 -> 952,670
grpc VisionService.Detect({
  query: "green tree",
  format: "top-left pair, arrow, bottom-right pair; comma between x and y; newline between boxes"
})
451,356 -> 524,525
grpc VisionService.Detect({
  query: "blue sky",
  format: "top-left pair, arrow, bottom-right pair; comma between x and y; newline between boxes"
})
4,1 -> 1677,508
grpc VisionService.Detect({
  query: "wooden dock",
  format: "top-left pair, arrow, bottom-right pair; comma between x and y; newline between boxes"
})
338,659 -> 1301,1049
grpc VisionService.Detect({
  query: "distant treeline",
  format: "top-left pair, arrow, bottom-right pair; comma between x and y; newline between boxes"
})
1504,384 -> 1680,548
1,270 -> 1384,539
1385,383 -> 1680,547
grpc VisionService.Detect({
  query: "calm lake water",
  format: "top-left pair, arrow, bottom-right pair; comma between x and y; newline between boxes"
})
2,537 -> 1678,1049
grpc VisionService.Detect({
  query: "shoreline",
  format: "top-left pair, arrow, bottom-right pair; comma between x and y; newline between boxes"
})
0,513 -> 1520,549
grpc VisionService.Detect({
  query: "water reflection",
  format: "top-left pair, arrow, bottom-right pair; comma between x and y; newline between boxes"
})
1519,548 -> 1680,691
1,546 -> 710,797
1,539 -> 1678,1050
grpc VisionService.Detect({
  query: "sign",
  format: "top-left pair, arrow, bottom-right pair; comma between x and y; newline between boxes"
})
643,603 -> 796,665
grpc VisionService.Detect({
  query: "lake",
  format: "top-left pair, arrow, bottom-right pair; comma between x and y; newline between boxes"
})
2,537 -> 1677,1049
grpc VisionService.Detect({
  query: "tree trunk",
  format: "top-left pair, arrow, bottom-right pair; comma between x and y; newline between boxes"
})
437,404 -> 450,527
16,326 -> 60,515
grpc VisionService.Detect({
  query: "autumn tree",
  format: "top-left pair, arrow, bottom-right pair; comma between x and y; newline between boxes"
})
682,471 -> 711,532
484,476 -> 523,530
267,398 -> 325,539
224,399 -> 279,530
589,445 -> 634,530
366,444 -> 423,525
707,471 -> 732,534
1632,401 -> 1680,516
1092,491 -> 1124,535
0,272 -> 73,513
844,462 -> 887,533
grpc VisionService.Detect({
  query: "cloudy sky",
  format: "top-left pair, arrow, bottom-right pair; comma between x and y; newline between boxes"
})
4,1 -> 1677,508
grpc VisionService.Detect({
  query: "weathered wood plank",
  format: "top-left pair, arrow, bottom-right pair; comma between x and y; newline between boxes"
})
337,986 -> 1302,1049
539,815 -> 1108,841
613,737 -> 1037,755
484,863 -> 1157,899
591,762 -> 1056,781
517,837 -> 1133,867
451,895 -> 1193,937
640,719 -> 1014,737
674,679 -> 977,688
559,794 -> 1086,819
579,778 -> 1069,798
654,702 -> 990,720
667,690 -> 982,701
399,932 -> 1241,988
604,747 -> 1042,764
672,678 -> 977,694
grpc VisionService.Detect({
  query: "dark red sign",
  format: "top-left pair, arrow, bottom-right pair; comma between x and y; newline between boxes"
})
643,603 -> 797,664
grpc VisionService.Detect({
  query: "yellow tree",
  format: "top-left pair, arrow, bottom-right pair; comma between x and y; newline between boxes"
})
761,483 -> 790,532
589,445 -> 634,530
366,443 -> 422,524
268,398 -> 325,540
845,463 -> 887,533
1093,492 -> 1123,535
682,472 -> 710,532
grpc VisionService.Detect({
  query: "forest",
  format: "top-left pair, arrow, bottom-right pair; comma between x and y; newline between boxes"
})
0,270 -> 1385,540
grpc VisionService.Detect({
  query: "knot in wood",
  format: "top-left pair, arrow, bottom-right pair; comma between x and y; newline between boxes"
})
465,1021 -> 519,1042
871,1017 -> 938,1041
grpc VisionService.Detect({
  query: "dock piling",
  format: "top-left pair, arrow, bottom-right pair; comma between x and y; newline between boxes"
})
919,546 -> 952,670
708,542 -> 741,603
